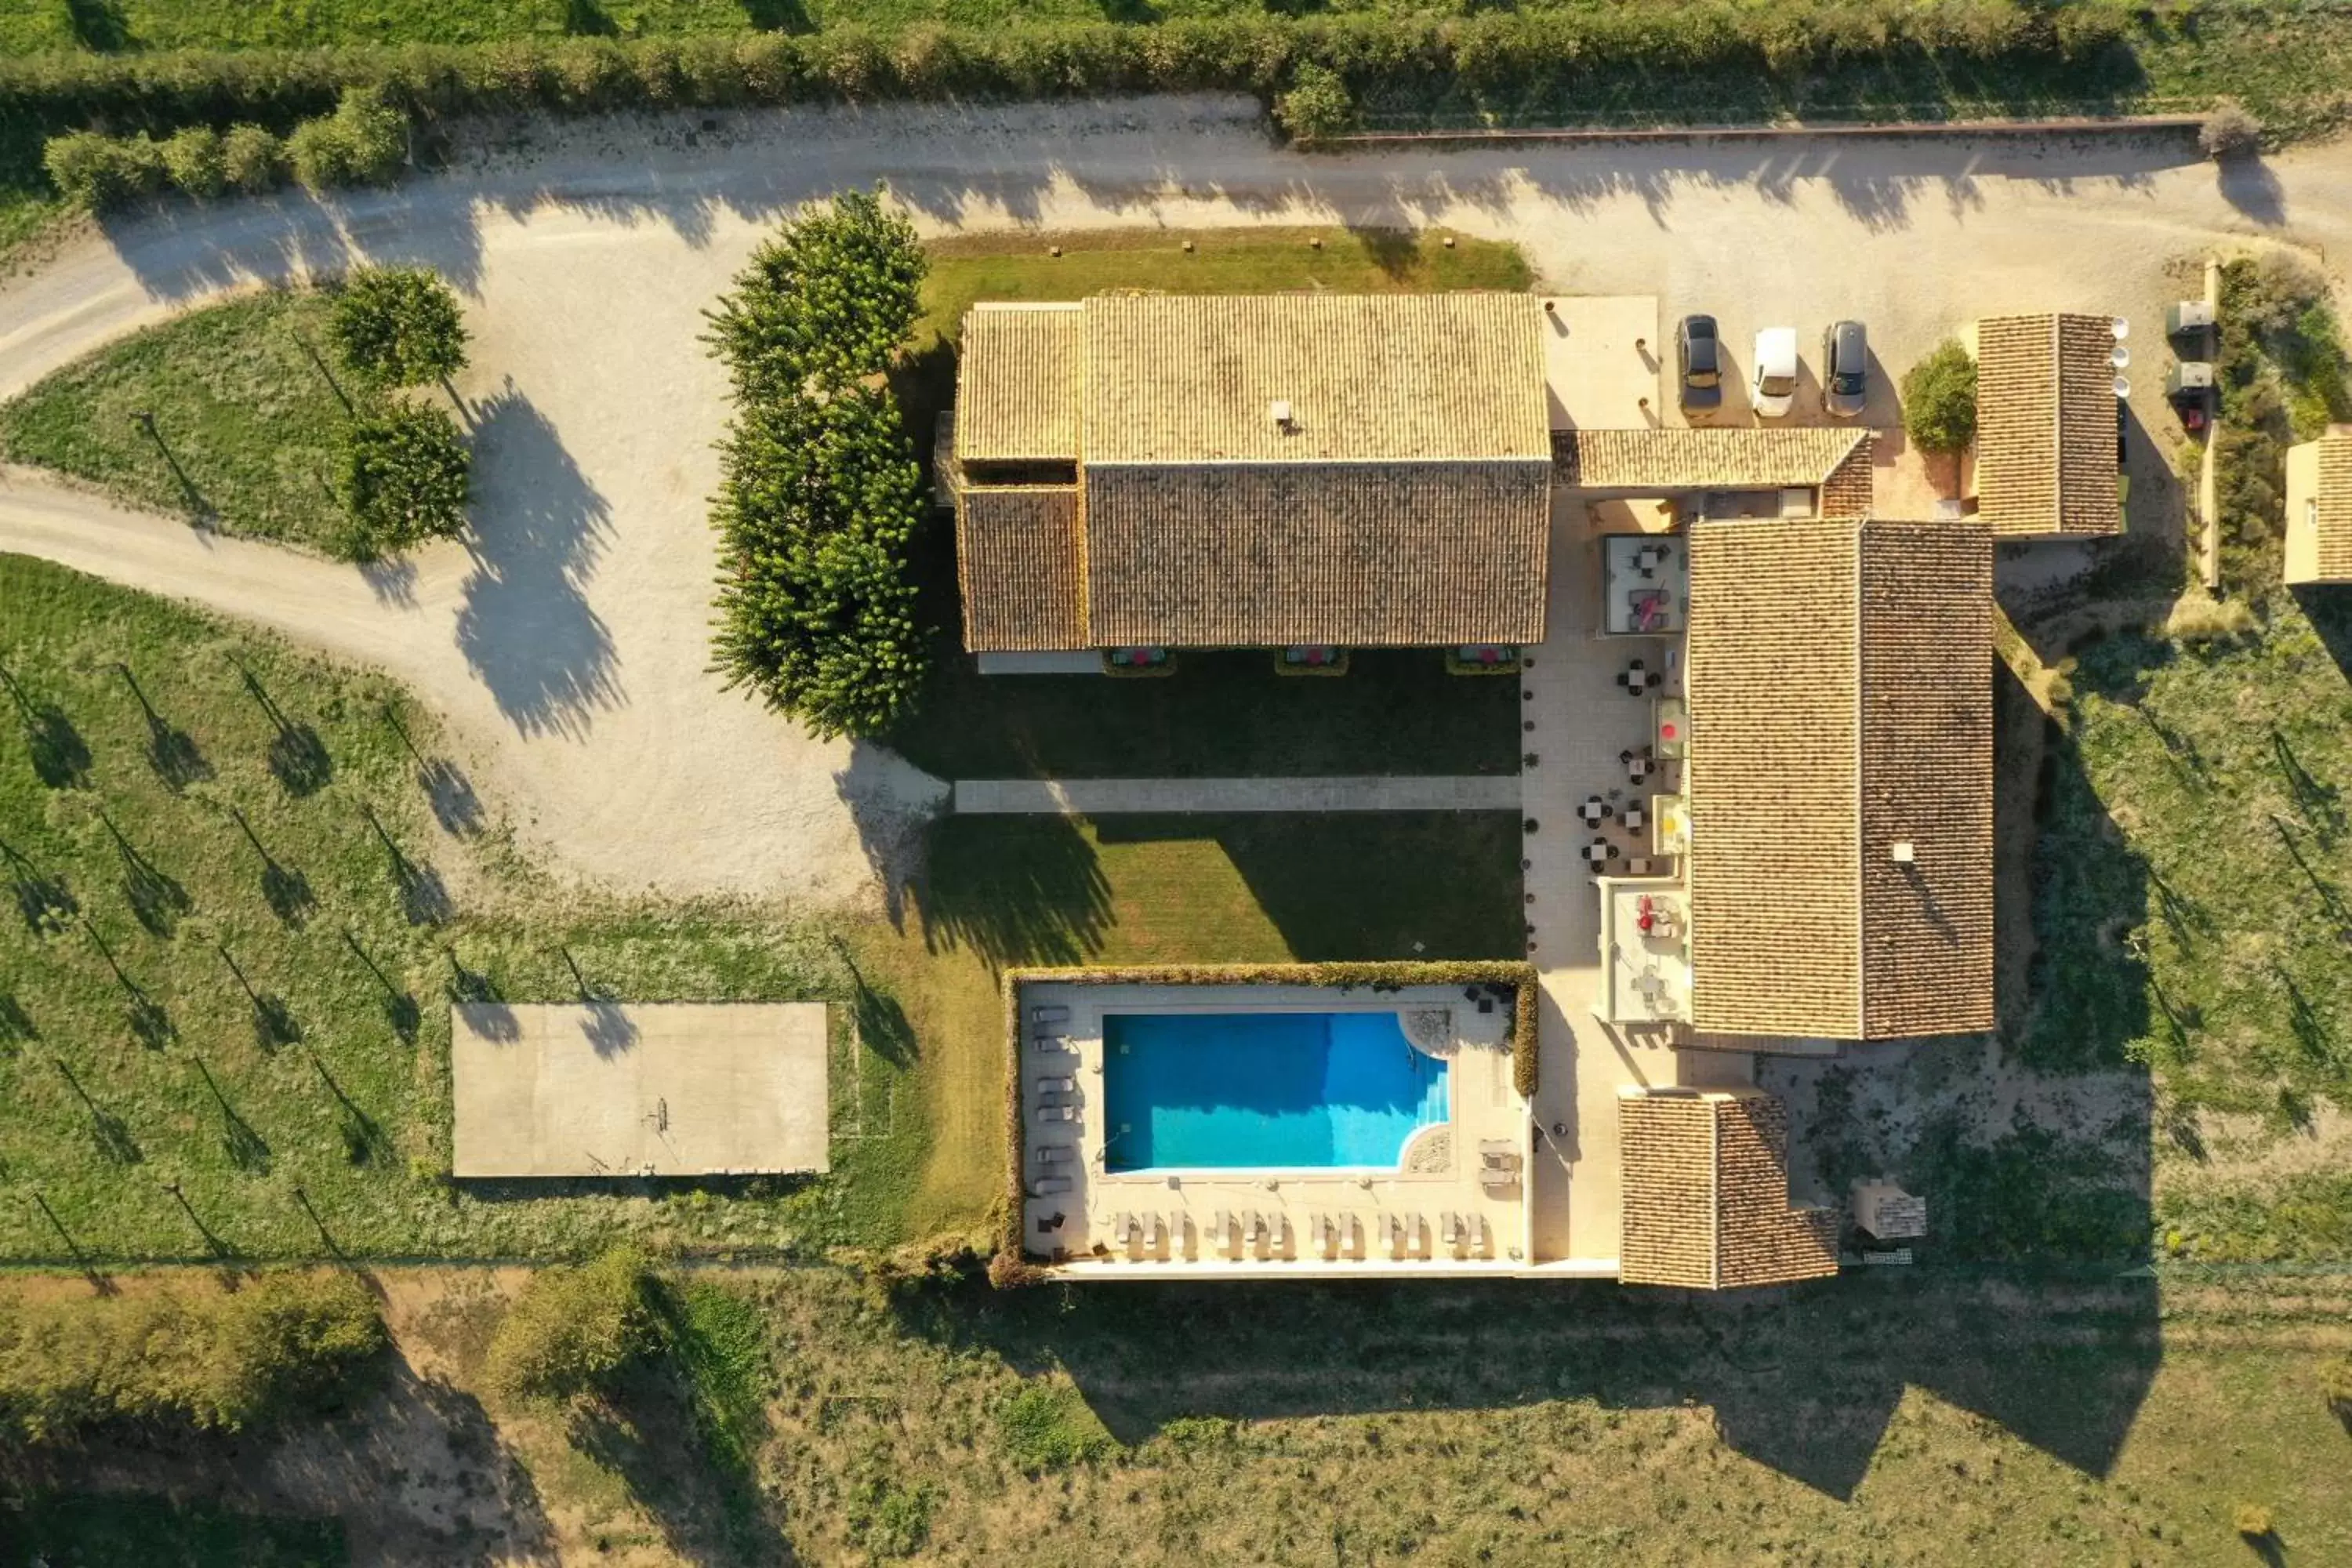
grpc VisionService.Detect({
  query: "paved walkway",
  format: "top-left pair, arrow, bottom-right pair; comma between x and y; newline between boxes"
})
953,776 -> 1522,815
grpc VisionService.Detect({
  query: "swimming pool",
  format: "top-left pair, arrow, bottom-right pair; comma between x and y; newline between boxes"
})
1101,1011 -> 1450,1172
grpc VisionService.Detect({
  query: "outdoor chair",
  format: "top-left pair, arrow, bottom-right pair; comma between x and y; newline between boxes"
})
1441,1211 -> 1462,1250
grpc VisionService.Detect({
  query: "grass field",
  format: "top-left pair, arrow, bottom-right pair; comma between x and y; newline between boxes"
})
0,554 -> 926,1263
0,288 -> 363,557
15,1263 -> 2347,1565
2,1494 -> 347,1566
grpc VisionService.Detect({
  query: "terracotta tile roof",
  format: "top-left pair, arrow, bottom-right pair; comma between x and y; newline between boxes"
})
1083,461 -> 1550,648
1973,313 -> 2122,537
1686,517 -> 1994,1040
2306,434 -> 2352,581
950,292 -> 1553,649
1080,293 -> 1550,463
954,304 -> 1081,463
1558,427 -> 1871,496
956,486 -> 1087,652
1618,1090 -> 1839,1290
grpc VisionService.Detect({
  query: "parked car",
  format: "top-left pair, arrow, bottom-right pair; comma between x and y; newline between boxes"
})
1676,314 -> 1722,411
1751,327 -> 1798,419
1821,320 -> 1867,419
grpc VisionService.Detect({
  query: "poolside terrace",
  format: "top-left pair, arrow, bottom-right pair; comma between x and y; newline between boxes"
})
1017,978 -> 1536,1279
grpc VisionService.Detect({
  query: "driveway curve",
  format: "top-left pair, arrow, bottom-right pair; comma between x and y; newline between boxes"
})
2,94 -> 2348,906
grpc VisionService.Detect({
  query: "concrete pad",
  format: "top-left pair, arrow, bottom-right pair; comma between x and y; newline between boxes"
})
1543,296 -> 1662,431
451,1003 -> 829,1178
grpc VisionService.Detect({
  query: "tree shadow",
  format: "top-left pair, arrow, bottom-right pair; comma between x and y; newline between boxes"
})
448,949 -> 520,1042
235,661 -> 335,797
115,663 -> 212,793
361,803 -> 453,926
344,929 -> 421,1045
309,1047 -> 390,1167
564,0 -> 619,34
386,706 -> 485,837
2,834 -> 78,935
224,805 -> 315,928
2217,153 -> 2286,227
898,1269 -> 2159,1502
102,812 -> 191,938
63,0 -> 129,49
561,949 -> 640,1058
916,815 -> 1112,969
220,946 -> 300,1052
0,991 -> 34,1049
193,1055 -> 271,1174
0,663 -> 93,789
833,937 -> 918,1070
740,0 -> 812,31
83,919 -> 176,1049
455,389 -> 622,740
53,1056 -> 141,1165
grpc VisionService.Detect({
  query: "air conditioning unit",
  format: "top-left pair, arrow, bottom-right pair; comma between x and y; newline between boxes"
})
1850,1181 -> 1927,1241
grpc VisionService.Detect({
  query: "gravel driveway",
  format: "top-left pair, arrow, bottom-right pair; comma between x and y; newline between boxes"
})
0,95 -> 2339,907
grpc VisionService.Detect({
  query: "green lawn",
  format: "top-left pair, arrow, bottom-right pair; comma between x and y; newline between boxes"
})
0,554 -> 924,1263
0,289 -> 356,555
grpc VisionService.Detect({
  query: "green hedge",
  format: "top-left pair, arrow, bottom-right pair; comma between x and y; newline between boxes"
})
0,2 -> 2145,157
995,960 -> 1538,1274
0,1269 -> 386,1446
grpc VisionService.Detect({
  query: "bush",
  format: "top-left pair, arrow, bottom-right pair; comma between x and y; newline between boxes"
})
160,126 -> 230,200
2233,1502 -> 2275,1541
484,1245 -> 655,1404
2324,1353 -> 2352,1423
707,189 -> 931,739
0,1271 -> 385,1446
995,1382 -> 1115,1471
289,86 -> 408,193
42,129 -> 165,209
330,265 -> 470,388
2201,99 -> 2263,161
1901,338 -> 1978,453
338,397 -> 471,559
222,124 -> 287,194
1276,63 -> 1355,143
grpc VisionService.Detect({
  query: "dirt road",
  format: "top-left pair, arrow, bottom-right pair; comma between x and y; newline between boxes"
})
0,95 -> 2341,905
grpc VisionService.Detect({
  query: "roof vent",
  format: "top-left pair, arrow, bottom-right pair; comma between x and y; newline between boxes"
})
1269,399 -> 1295,432
1890,840 -> 1915,865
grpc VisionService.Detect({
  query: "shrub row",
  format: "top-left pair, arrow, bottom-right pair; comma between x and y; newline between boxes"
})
1,1 -> 2149,151
0,1269 -> 386,1446
995,961 -> 1539,1274
44,85 -> 404,208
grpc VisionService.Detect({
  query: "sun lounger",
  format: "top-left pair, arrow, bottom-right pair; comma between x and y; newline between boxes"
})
1033,1105 -> 1080,1126
1032,1143 -> 1074,1165
1030,1005 -> 1071,1025
1385,1214 -> 1410,1260
1210,1209 -> 1236,1256
1468,1214 -> 1490,1257
1029,1175 -> 1073,1197
1031,1075 -> 1076,1095
1441,1211 -> 1462,1250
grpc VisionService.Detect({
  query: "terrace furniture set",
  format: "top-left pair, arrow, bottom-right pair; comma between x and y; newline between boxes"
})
1089,1206 -> 1501,1263
1478,1139 -> 1523,1195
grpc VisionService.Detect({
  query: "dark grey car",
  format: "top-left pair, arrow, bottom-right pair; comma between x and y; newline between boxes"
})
1676,314 -> 1722,411
1823,319 -> 1867,419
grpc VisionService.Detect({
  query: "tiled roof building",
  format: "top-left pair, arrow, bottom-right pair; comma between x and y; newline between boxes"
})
1558,426 -> 1873,500
949,293 -> 1552,652
2285,430 -> 2352,585
1618,1089 -> 1839,1290
1973,313 -> 2123,537
1684,516 -> 1995,1040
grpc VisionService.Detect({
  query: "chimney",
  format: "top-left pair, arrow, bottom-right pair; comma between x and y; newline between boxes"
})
1269,399 -> 1295,433
1889,840 -> 1915,865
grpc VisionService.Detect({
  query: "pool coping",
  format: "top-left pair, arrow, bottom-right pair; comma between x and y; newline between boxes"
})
997,961 -> 1539,1280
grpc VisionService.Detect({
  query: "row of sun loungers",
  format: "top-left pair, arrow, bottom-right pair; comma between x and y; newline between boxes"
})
1091,1209 -> 1497,1261
1479,1138 -> 1523,1194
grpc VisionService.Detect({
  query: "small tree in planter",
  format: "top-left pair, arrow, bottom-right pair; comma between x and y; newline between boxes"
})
338,399 -> 470,561
330,265 -> 470,390
1901,339 -> 1978,455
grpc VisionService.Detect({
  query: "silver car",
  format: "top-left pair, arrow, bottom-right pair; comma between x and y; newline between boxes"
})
1822,320 -> 1867,419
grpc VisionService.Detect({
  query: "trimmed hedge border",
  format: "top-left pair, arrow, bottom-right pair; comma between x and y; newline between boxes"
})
993,960 -> 1538,1279
0,2 -> 2159,169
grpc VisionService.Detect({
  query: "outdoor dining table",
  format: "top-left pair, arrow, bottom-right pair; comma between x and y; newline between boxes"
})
1581,838 -> 1618,869
1617,659 -> 1659,696
1577,795 -> 1612,828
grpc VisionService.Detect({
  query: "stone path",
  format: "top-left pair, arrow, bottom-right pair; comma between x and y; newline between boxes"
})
953,776 -> 1523,815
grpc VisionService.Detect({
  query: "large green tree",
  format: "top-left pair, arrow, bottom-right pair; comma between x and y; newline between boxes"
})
339,397 -> 471,560
330,264 -> 470,389
706,189 -> 931,740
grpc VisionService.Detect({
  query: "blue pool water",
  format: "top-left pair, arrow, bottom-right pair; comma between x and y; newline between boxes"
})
1101,1011 -> 1449,1172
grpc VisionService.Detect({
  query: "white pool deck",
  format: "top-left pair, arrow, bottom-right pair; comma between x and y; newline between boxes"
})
1022,982 -> 1541,1279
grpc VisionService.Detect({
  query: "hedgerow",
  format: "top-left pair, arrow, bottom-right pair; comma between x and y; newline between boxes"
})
3,1 -> 2157,173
